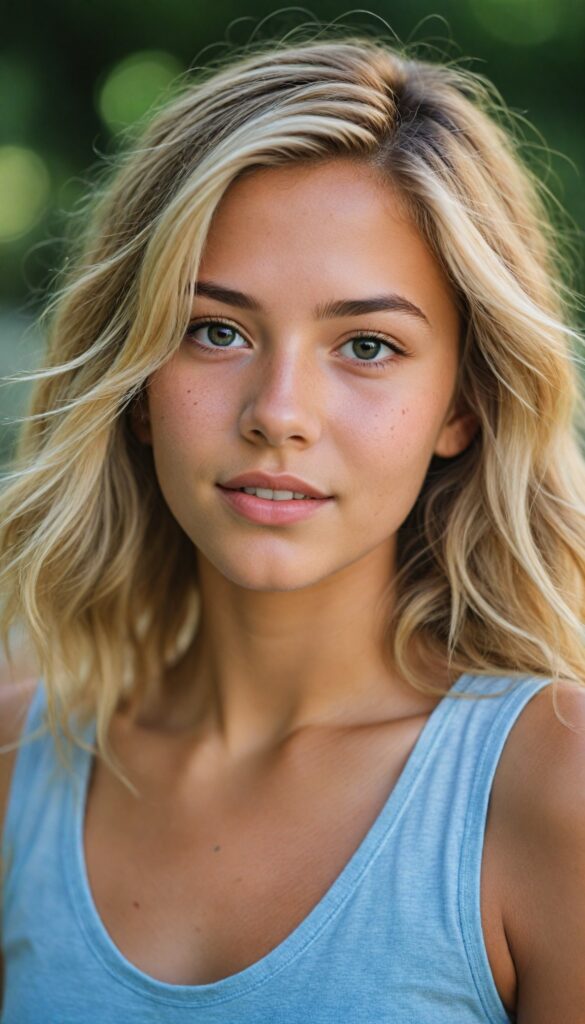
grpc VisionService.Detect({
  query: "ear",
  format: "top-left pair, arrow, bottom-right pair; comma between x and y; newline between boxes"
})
433,399 -> 480,459
128,392 -> 152,445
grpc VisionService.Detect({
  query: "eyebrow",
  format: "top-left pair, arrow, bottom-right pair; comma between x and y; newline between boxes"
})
192,280 -> 430,326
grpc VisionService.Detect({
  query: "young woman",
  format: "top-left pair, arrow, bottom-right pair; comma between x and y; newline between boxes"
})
1,32 -> 584,1024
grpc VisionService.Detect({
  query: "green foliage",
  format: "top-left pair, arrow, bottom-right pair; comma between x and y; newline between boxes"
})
1,3 -> 583,307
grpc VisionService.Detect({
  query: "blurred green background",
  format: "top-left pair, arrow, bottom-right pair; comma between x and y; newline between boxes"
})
1,0 -> 584,465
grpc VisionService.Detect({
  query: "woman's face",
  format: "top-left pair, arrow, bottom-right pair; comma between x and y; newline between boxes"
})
139,158 -> 478,592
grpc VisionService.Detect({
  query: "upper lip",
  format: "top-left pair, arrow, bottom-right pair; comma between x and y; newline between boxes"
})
218,471 -> 332,499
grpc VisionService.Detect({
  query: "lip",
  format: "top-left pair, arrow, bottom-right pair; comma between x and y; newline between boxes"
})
216,484 -> 333,526
219,471 -> 331,499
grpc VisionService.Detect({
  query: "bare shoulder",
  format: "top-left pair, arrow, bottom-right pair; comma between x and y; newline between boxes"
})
0,678 -> 39,839
491,679 -> 585,1023
494,680 -> 585,823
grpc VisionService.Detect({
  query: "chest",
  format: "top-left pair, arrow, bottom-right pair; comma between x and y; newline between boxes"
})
83,716 -> 516,1010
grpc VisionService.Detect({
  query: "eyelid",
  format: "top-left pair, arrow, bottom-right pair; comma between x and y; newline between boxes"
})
186,314 -> 250,341
340,333 -> 409,358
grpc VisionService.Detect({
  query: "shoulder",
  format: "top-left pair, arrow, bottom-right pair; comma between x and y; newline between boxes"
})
0,678 -> 39,841
492,679 -> 585,1023
496,679 -> 585,823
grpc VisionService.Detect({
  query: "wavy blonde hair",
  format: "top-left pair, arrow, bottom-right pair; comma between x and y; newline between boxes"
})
1,31 -> 584,772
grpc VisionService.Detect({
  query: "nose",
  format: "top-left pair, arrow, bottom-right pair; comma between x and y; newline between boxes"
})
238,342 -> 323,448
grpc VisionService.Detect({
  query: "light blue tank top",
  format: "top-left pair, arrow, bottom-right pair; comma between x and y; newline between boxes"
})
1,671 -> 554,1023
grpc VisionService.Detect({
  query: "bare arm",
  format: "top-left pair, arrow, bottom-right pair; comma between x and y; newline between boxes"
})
494,682 -> 585,1022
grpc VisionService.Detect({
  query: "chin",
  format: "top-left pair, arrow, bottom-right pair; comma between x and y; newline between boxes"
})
202,551 -> 333,593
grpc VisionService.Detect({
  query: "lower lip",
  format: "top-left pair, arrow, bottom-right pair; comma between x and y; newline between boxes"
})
216,485 -> 334,525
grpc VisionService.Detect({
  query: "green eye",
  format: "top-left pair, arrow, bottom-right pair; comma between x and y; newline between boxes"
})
185,319 -> 247,351
205,324 -> 237,346
338,334 -> 407,370
345,338 -> 386,360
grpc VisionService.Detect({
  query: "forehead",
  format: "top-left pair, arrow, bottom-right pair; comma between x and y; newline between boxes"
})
197,158 -> 460,335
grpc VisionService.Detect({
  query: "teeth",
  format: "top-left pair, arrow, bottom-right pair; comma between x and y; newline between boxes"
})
241,487 -> 311,500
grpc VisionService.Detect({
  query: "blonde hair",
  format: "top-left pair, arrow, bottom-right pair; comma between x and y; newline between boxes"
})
1,31 -> 584,771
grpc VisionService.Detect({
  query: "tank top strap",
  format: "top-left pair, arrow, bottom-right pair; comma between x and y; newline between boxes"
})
455,672 -> 556,1021
1,680 -> 91,914
2,679 -> 47,912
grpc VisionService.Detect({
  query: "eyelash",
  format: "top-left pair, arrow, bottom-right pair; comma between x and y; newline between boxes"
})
184,317 -> 407,372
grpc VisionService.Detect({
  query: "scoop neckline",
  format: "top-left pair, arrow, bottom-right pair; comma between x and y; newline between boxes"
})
64,672 -> 471,1007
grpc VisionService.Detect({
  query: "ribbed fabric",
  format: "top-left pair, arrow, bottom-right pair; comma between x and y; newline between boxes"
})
1,671 -> 553,1023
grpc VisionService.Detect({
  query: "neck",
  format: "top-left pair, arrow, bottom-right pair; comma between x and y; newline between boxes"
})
130,546 -> 452,760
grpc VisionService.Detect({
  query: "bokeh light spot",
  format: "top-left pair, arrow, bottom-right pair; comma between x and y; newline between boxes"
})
468,0 -> 562,45
96,50 -> 182,131
0,146 -> 50,242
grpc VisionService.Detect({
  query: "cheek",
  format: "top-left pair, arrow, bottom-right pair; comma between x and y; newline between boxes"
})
340,389 -> 444,486
337,388 -> 447,536
147,365 -> 227,456
145,371 -> 213,513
